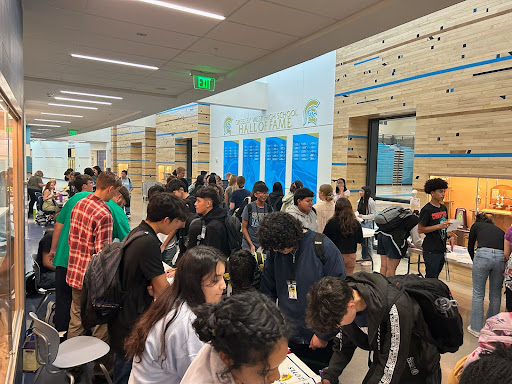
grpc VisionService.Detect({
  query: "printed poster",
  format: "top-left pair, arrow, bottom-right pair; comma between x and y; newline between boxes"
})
223,140 -> 239,176
243,138 -> 261,192
265,136 -> 287,190
292,134 -> 319,203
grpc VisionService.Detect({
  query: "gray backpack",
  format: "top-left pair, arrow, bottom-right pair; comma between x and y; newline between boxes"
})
375,206 -> 413,232
81,230 -> 148,329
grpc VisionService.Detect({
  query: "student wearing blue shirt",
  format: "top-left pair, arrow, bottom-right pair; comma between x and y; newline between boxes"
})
258,211 -> 346,373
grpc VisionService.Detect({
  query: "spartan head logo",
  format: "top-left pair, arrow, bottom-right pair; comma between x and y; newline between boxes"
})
224,117 -> 233,135
303,99 -> 320,126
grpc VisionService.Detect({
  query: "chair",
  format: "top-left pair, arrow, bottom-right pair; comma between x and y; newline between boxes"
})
29,312 -> 112,384
32,255 -> 56,316
35,192 -> 55,226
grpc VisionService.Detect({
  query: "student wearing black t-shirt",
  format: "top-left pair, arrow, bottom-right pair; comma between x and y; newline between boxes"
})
418,178 -> 455,278
36,229 -> 56,289
109,192 -> 189,384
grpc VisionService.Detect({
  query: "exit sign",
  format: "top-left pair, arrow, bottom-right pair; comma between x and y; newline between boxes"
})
193,75 -> 215,91
69,130 -> 77,135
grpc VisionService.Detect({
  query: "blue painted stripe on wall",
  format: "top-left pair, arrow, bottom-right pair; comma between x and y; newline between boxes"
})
353,56 -> 380,66
156,161 -> 175,164
113,145 -> 156,148
332,163 -> 348,166
348,135 -> 368,139
198,122 -> 210,125
112,159 -> 153,162
198,142 -> 210,145
349,189 -> 360,193
336,55 -> 512,97
415,153 -> 512,158
157,103 -> 198,115
156,129 -> 198,137
112,130 -> 156,136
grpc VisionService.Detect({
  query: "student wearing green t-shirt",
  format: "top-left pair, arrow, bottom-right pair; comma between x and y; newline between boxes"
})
49,174 -> 130,334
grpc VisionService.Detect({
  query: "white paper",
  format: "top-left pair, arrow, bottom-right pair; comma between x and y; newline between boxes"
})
354,211 -> 364,223
274,353 -> 321,384
446,219 -> 463,232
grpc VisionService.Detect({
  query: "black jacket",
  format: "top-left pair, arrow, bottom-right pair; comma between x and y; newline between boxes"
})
268,192 -> 283,211
187,206 -> 230,256
324,272 -> 440,384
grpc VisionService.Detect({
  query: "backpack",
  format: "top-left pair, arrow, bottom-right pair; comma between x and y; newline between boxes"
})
246,202 -> 273,227
81,230 -> 148,329
191,215 -> 243,256
388,274 -> 464,354
375,206 -> 414,232
234,196 -> 251,222
25,271 -> 38,297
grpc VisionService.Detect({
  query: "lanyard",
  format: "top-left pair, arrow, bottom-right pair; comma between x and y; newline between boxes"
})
290,247 -> 298,280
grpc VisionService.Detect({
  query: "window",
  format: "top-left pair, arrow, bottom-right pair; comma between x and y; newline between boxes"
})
367,116 -> 416,202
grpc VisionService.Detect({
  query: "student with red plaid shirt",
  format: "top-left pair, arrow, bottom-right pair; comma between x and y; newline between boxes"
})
66,171 -> 121,382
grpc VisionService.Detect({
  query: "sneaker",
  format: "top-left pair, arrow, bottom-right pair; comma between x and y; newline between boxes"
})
467,325 -> 480,338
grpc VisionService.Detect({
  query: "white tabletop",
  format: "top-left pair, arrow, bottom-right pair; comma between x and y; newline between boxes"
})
363,228 -> 375,238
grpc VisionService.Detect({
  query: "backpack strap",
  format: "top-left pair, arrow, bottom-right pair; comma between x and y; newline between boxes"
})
313,232 -> 326,263
254,252 -> 265,271
247,202 -> 253,226
121,230 -> 149,249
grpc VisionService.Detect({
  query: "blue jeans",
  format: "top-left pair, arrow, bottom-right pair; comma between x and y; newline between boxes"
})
470,248 -> 505,332
423,251 -> 445,278
113,353 -> 133,384
361,221 -> 374,259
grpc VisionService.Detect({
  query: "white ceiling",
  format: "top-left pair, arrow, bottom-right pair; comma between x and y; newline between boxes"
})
23,0 -> 463,139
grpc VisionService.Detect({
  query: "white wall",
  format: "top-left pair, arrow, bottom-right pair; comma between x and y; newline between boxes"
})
210,51 -> 336,191
61,127 -> 112,169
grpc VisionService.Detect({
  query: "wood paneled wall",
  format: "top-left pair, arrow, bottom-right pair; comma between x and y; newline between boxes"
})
111,125 -> 157,195
155,103 -> 211,180
333,0 -> 512,206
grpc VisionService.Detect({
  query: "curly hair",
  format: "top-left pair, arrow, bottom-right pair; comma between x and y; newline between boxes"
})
306,276 -> 354,334
146,192 -> 189,222
228,250 -> 257,293
192,291 -> 292,379
424,178 -> 448,194
165,178 -> 187,193
257,212 -> 304,251
460,344 -> 512,384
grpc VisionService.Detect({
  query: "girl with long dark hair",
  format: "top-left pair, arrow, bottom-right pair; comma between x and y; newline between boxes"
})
268,181 -> 284,211
323,198 -> 363,274
357,186 -> 376,260
334,177 -> 350,201
125,246 -> 226,384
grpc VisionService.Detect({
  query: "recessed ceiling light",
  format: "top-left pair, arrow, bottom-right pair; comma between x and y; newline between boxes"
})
54,96 -> 112,105
48,103 -> 98,110
137,0 -> 225,20
29,123 -> 61,127
35,119 -> 71,123
41,112 -> 83,118
71,54 -> 158,70
60,91 -> 123,100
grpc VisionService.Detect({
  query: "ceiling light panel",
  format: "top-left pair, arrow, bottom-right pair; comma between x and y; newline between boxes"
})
48,103 -> 98,110
34,119 -> 71,123
54,96 -> 112,105
137,0 -> 225,20
41,112 -> 83,118
71,54 -> 158,70
60,91 -> 123,100
29,123 -> 61,127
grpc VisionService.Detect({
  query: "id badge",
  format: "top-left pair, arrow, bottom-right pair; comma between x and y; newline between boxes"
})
287,280 -> 298,300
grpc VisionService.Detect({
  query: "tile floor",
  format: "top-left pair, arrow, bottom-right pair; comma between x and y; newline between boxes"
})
22,196 -> 503,384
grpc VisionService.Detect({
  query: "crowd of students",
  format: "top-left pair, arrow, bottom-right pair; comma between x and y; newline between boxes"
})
29,169 -> 512,384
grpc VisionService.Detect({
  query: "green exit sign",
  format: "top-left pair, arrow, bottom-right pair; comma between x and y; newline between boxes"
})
69,130 -> 77,135
193,75 -> 215,91
5,127 -> 12,132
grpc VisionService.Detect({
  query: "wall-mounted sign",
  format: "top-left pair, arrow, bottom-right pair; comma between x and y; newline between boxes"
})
193,75 -> 216,91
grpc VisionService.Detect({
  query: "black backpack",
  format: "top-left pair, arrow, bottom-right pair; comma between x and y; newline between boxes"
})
388,274 -> 464,354
81,230 -> 148,329
375,206 -> 414,233
190,215 -> 243,256
234,196 -> 251,222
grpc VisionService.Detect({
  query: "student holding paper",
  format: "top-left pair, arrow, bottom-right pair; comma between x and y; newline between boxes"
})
418,178 -> 455,278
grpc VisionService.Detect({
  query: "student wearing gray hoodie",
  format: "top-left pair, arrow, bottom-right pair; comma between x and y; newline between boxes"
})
286,187 -> 318,232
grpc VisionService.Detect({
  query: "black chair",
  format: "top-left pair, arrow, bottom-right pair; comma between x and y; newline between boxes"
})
31,254 -> 55,319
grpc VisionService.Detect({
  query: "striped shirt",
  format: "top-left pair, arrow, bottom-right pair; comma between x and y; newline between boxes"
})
66,194 -> 113,289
